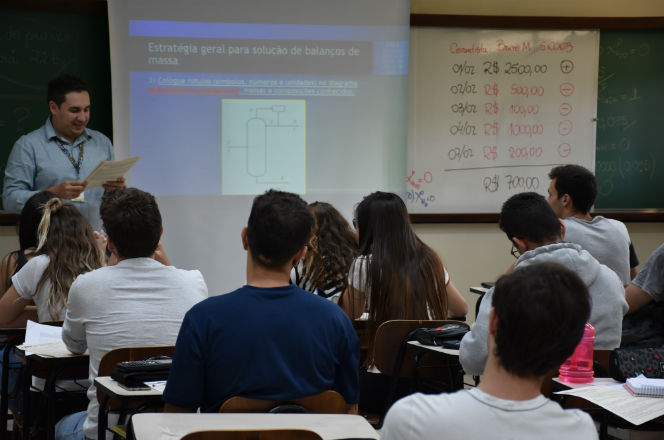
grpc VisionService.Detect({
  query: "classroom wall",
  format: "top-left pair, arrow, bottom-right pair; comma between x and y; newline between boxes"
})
410,0 -> 664,321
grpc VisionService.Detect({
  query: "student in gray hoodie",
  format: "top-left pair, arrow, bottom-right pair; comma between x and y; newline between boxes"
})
460,192 -> 627,377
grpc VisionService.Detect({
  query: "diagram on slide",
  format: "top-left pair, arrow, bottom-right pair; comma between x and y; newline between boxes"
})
222,99 -> 306,195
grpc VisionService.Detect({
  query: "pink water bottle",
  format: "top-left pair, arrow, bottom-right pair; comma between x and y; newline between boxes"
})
559,323 -> 595,383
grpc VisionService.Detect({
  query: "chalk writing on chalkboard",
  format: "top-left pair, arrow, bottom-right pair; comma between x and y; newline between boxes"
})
408,29 -> 599,213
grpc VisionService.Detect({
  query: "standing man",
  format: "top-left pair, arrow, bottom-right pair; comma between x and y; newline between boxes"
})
547,164 -> 638,285
3,74 -> 124,230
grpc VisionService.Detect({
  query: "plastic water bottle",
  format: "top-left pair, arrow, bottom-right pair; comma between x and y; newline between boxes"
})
559,323 -> 595,383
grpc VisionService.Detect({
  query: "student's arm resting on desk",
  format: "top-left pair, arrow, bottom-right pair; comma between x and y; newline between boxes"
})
446,281 -> 468,318
0,286 -> 36,327
459,287 -> 493,376
61,278 -> 88,354
626,243 -> 664,314
626,284 -> 654,314
162,310 -> 206,411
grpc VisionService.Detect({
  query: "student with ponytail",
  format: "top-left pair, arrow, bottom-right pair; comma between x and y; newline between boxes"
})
0,197 -> 104,325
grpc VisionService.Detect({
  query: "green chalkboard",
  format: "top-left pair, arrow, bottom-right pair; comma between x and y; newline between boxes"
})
0,4 -> 112,210
595,29 -> 664,210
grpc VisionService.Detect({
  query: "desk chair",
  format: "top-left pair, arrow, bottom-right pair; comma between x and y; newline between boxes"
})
372,320 -> 465,427
181,429 -> 323,440
219,390 -> 347,414
97,345 -> 174,440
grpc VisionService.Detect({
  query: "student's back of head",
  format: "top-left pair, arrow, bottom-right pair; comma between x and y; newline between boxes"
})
100,187 -> 162,258
492,263 -> 590,378
18,191 -> 59,250
299,201 -> 358,296
548,164 -> 597,214
349,191 -> 448,365
247,189 -> 313,268
36,197 -> 104,318
499,192 -> 561,244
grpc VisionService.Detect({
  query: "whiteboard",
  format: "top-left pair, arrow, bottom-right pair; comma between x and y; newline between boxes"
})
407,28 -> 599,213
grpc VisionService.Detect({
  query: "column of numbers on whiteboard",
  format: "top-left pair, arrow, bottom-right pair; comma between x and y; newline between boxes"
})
407,29 -> 599,212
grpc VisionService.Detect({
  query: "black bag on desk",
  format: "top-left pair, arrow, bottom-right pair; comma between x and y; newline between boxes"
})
411,323 -> 470,348
609,347 -> 664,382
110,356 -> 172,387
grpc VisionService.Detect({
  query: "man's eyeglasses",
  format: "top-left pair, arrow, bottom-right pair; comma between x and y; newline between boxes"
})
510,243 -> 520,259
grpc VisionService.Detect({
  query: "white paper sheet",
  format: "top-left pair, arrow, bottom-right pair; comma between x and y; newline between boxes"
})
556,383 -> 664,425
17,320 -> 86,357
85,156 -> 140,188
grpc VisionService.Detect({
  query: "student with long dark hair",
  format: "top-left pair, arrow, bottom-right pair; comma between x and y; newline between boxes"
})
291,201 -> 358,302
340,191 -> 467,358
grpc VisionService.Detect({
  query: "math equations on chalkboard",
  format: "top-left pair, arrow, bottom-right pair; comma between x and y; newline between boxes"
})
407,28 -> 599,213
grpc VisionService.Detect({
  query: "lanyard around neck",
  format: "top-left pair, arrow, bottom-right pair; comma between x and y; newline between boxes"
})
53,138 -> 86,178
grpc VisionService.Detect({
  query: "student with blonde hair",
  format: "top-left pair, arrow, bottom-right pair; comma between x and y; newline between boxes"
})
0,197 -> 104,325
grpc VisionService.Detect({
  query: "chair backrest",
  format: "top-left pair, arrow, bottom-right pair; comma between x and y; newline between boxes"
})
96,345 -> 174,410
373,319 -> 465,376
218,390 -> 347,414
181,429 -> 323,440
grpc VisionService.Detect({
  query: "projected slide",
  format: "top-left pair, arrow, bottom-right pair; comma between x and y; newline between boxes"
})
119,0 -> 409,197
222,99 -> 305,195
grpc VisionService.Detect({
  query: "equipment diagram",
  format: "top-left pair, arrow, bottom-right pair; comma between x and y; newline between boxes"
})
222,99 -> 306,195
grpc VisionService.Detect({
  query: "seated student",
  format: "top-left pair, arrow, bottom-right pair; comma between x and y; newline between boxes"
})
291,201 -> 358,303
338,191 -> 467,412
163,190 -> 360,413
381,263 -> 598,440
626,243 -> 664,314
621,243 -> 664,347
56,188 -> 208,440
0,197 -> 104,326
460,192 -> 627,376
0,190 -> 58,296
547,164 -> 638,284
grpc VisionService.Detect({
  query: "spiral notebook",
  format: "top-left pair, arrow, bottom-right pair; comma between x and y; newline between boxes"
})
624,375 -> 664,397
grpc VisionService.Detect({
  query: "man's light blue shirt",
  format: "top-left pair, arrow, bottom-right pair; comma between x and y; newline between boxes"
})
3,117 -> 113,230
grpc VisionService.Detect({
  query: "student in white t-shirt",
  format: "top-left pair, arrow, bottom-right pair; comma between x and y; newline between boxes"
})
382,263 -> 598,440
0,197 -> 104,325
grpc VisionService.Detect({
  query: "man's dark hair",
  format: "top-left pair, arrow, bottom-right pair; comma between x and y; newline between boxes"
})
492,263 -> 590,378
246,189 -> 313,269
499,192 -> 561,244
548,164 -> 598,214
100,188 -> 162,258
47,74 -> 89,107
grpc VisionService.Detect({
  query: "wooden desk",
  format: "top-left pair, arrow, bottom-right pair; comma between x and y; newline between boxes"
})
19,351 -> 89,440
94,376 -> 164,440
131,413 -> 379,440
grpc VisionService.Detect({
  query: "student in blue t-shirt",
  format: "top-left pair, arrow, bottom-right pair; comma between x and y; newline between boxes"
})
163,189 -> 360,413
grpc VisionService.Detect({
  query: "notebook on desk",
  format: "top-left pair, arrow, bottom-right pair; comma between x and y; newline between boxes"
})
625,375 -> 664,397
